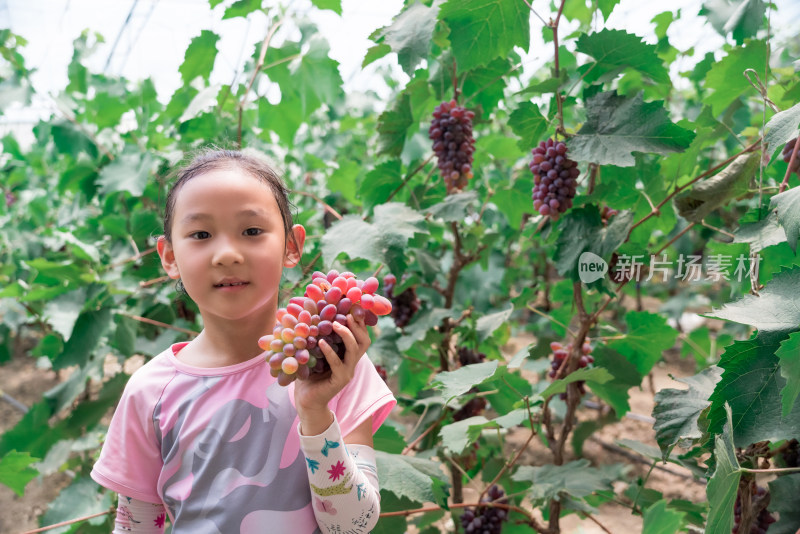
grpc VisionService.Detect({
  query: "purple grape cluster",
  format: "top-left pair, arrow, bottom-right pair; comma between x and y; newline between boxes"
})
549,341 -> 593,400
781,439 -> 798,467
453,389 -> 487,422
383,273 -> 421,328
782,137 -> 800,175
460,485 -> 508,534
430,100 -> 476,193
530,139 -> 579,221
733,483 -> 776,533
458,347 -> 487,367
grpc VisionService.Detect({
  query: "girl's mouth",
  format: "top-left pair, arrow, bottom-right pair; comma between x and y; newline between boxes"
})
215,281 -> 249,288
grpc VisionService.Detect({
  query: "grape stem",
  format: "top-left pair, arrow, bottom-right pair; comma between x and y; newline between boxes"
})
122,313 -> 199,337
549,0 -> 568,138
293,190 -> 343,220
778,133 -> 800,193
401,412 -> 447,455
384,153 -> 435,205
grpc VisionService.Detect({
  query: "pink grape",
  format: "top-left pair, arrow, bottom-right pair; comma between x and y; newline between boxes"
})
282,357 -> 299,374
325,287 -> 342,304
320,304 -> 337,322
346,287 -> 362,302
360,294 -> 374,310
295,323 -> 310,337
362,277 -> 379,294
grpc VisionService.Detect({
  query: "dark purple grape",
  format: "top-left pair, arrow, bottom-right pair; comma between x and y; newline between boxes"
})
460,485 -> 508,534
383,273 -> 421,328
430,100 -> 476,193
530,139 -> 579,221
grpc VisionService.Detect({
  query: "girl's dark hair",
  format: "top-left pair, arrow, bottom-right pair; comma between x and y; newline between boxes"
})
163,148 -> 298,252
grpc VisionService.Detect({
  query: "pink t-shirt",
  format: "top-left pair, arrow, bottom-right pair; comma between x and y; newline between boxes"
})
91,343 -> 396,534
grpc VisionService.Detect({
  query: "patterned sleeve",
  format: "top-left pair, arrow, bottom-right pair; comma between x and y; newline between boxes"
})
298,414 -> 381,533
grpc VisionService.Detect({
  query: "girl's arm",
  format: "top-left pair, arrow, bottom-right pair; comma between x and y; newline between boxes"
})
299,415 -> 381,533
113,495 -> 167,533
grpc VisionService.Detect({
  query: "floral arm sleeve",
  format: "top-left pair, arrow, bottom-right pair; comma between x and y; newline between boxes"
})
113,495 -> 167,533
298,414 -> 381,533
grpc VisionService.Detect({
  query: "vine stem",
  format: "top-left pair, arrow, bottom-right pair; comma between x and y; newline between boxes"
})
139,275 -> 170,288
237,14 -> 285,149
20,508 -> 115,534
109,246 -> 156,269
626,140 -> 761,239
401,412 -> 448,455
293,190 -> 343,220
740,466 -> 800,474
550,0 -> 567,137
384,154 -> 435,205
778,135 -> 800,193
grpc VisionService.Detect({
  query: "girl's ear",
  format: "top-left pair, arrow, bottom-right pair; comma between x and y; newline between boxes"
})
157,236 -> 181,279
284,224 -> 306,268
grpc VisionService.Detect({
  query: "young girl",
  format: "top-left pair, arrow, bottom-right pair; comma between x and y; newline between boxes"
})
91,149 -> 396,533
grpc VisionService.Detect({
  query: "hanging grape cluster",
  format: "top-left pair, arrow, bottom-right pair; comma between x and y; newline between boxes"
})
458,346 -> 487,366
781,439 -> 798,467
530,139 -> 579,221
430,99 -> 476,193
258,270 -> 392,386
783,137 -> 800,175
548,340 -> 594,400
733,482 -> 776,533
460,485 -> 509,534
383,273 -> 421,328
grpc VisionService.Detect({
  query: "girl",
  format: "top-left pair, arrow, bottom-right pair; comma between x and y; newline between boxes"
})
91,149 -> 396,533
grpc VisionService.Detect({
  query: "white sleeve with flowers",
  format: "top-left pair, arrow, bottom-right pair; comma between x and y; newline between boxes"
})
298,414 -> 381,533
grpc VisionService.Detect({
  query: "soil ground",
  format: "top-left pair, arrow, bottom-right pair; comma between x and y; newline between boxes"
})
1,324 -> 707,534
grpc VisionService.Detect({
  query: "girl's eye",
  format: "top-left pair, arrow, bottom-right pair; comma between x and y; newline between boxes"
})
244,228 -> 263,236
191,231 -> 211,240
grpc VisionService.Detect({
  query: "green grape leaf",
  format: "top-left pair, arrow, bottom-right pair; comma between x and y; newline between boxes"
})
39,476 -> 113,531
597,0 -> 621,20
701,0 -> 767,44
362,160 -> 402,209
461,57 -> 511,119
492,179 -> 533,228
568,90 -> 696,166
96,150 -> 158,197
399,308 -> 457,351
52,307 -> 113,370
652,366 -> 723,460
376,452 -> 447,503
375,2 -> 439,75
768,474 -> 800,534
179,30 -> 220,85
362,43 -> 392,68
508,102 -> 548,151
0,450 -> 40,497
430,361 -> 499,403
553,205 -> 634,279
439,415 -> 490,453
475,305 -> 513,342
764,101 -> 800,162
585,346 -> 643,417
0,401 -> 61,458
674,151 -> 759,223
328,160 -> 361,206
775,332 -> 800,418
575,29 -> 670,85
512,459 -> 622,503
706,265 -> 800,333
770,186 -> 800,253
733,209 -> 787,254
426,190 -> 479,222
703,39 -> 766,116
539,367 -> 613,399
517,71 -> 567,96
439,0 -> 530,73
377,93 -> 413,157
707,334 -> 800,447
608,311 -> 678,377
222,0 -> 262,19
705,404 -> 740,534
373,424 -> 406,454
310,0 -> 342,14
642,499 -> 686,534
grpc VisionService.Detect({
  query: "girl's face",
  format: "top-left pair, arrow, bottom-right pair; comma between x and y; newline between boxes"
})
157,168 -> 304,325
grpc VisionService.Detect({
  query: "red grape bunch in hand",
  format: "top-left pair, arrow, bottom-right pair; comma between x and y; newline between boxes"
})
258,270 -> 392,386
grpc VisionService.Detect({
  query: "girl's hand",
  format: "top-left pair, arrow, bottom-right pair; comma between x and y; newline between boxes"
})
293,314 -> 371,435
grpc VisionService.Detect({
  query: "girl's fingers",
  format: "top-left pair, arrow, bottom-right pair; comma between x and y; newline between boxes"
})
332,321 -> 360,366
318,338 -> 343,371
348,315 -> 371,352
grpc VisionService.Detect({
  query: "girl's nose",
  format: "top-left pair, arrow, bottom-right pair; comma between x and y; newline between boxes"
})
212,237 -> 244,265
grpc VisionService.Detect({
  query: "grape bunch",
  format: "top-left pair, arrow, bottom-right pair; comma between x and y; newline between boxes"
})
548,340 -> 593,400
733,483 -> 776,533
258,270 -> 392,386
430,99 -> 476,193
453,390 -> 487,421
375,365 -> 388,383
781,439 -> 799,467
530,139 -> 579,221
460,485 -> 509,534
782,137 -> 800,175
458,346 -> 487,367
383,273 -> 421,328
